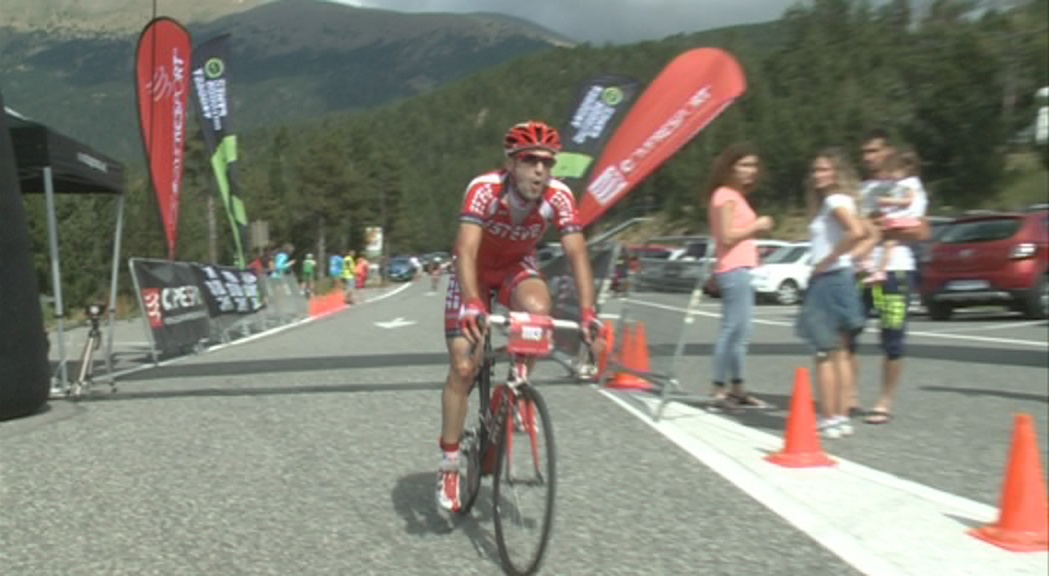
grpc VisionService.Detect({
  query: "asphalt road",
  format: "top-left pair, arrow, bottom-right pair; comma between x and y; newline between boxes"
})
613,289 -> 1049,507
2,278 -> 1046,575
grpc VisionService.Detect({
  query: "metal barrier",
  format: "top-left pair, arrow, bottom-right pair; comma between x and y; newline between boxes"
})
207,274 -> 309,345
540,241 -> 621,378
128,257 -> 309,368
532,217 -> 651,380
602,236 -> 716,421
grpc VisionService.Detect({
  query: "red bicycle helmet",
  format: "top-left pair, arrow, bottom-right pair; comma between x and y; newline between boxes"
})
503,121 -> 562,156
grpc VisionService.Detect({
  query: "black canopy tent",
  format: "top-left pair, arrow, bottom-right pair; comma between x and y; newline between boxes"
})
5,106 -> 127,390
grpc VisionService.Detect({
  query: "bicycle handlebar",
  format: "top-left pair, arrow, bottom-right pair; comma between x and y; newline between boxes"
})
481,314 -> 583,333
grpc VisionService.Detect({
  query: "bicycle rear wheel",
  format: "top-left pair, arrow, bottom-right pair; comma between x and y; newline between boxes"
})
492,384 -> 556,576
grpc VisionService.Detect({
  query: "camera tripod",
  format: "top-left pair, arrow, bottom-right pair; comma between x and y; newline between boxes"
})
68,307 -> 117,400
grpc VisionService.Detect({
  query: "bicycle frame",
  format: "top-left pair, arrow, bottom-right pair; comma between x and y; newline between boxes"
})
473,312 -> 582,476
477,347 -> 533,476
459,307 -> 590,574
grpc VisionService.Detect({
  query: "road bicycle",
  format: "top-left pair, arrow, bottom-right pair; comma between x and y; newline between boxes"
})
455,308 -> 594,575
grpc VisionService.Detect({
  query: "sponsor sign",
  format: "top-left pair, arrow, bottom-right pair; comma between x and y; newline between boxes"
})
131,259 -> 211,352
579,49 -> 747,227
191,33 -> 249,268
192,263 -> 265,317
135,17 -> 192,260
552,75 -> 639,184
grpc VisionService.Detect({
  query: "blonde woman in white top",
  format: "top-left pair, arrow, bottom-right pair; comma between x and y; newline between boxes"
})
794,148 -> 867,439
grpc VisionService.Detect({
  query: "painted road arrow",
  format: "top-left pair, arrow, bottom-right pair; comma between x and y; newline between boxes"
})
374,317 -> 416,329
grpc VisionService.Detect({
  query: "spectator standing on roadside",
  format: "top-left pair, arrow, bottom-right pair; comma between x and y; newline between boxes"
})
301,252 -> 317,297
850,129 -> 929,425
705,143 -> 773,408
272,243 -> 296,279
355,254 -> 369,290
248,251 -> 265,276
343,250 -> 357,304
329,252 -> 344,291
794,148 -> 867,439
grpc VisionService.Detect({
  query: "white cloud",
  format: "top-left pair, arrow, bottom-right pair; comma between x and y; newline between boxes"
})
327,0 -> 800,43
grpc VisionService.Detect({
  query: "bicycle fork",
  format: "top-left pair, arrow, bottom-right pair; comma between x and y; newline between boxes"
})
486,359 -> 541,482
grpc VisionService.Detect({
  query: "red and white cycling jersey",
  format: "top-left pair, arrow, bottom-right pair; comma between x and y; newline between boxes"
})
444,171 -> 582,337
459,170 -> 582,270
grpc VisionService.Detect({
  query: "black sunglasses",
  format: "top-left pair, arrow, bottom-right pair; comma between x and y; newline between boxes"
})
517,153 -> 557,168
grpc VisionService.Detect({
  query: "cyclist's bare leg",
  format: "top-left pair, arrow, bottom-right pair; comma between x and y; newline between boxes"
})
441,335 -> 484,447
437,334 -> 483,511
510,277 -> 552,374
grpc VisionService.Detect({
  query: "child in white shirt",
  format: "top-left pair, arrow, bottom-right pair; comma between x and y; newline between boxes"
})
860,150 -> 926,284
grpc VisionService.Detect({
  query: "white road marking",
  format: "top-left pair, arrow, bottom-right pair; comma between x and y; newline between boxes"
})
374,317 -> 417,329
600,390 -> 1047,576
918,320 -> 1047,334
622,298 -> 1048,348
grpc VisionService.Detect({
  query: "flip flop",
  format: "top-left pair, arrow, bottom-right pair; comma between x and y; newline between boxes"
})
727,391 -> 771,410
864,409 -> 892,425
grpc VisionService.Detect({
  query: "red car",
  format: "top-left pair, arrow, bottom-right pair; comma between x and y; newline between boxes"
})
920,208 -> 1048,320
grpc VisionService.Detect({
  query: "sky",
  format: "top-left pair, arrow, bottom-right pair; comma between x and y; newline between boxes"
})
328,0 -> 803,44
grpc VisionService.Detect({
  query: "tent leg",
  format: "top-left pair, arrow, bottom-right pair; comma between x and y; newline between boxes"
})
43,167 -> 68,391
104,194 -> 125,383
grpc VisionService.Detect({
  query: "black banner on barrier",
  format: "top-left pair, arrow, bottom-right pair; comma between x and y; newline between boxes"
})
131,259 -> 211,352
192,263 -> 264,317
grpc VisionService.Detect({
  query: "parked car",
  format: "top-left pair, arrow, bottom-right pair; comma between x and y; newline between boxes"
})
920,209 -> 1048,320
751,242 -> 813,305
634,236 -> 713,293
385,256 -> 419,282
702,239 -> 793,298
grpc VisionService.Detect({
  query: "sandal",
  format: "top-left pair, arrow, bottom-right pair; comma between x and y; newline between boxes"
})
710,383 -> 728,401
727,391 -> 769,409
864,409 -> 892,425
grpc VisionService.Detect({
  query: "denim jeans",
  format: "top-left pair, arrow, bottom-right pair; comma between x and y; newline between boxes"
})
713,268 -> 754,384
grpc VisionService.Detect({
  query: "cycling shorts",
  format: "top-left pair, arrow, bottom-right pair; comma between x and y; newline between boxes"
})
443,257 -> 542,338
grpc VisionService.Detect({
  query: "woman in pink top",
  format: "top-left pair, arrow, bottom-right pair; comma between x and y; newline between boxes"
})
706,143 -> 775,407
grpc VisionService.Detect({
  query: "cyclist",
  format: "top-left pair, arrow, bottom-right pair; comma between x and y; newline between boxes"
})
428,259 -> 442,292
437,120 -> 603,513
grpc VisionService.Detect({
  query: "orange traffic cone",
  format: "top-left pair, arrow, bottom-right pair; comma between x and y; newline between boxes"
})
765,367 -> 835,468
607,321 -> 653,391
970,413 -> 1049,552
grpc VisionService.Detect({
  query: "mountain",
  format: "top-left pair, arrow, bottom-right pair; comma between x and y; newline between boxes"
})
0,0 -> 572,161
0,0 -> 267,36
227,18 -> 789,252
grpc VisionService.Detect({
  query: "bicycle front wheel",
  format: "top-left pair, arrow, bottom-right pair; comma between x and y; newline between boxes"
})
492,385 -> 556,576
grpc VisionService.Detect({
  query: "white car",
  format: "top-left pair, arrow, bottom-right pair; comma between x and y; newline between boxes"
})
702,239 -> 792,298
751,242 -> 812,305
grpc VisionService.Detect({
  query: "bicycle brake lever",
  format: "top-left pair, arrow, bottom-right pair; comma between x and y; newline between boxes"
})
586,319 -> 603,343
469,314 -> 488,356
